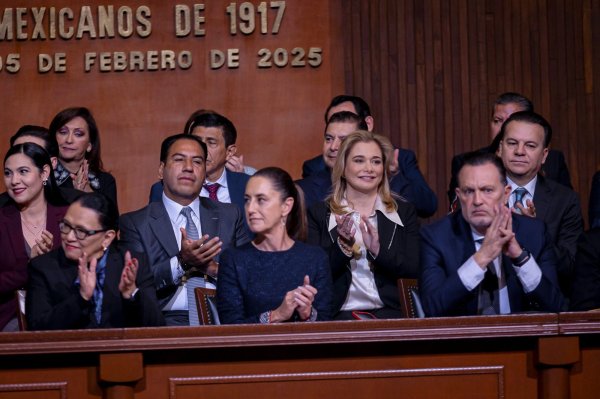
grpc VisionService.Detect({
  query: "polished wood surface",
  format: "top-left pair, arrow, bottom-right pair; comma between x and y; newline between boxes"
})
340,0 -> 600,223
1,313 -> 600,398
0,0 -> 344,213
2,0 -> 598,221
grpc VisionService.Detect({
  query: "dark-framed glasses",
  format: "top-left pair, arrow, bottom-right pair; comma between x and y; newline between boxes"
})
59,220 -> 106,240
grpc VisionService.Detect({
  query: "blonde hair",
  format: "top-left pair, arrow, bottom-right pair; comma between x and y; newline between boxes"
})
327,130 -> 397,214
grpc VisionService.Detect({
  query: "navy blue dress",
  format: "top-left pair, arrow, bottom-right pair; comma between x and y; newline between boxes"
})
217,241 -> 333,323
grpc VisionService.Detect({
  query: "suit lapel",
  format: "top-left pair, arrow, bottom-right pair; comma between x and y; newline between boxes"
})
376,212 -> 396,250
2,205 -> 27,260
199,197 -> 220,238
149,202 -> 179,256
532,175 -> 552,221
453,213 -> 481,315
225,170 -> 243,209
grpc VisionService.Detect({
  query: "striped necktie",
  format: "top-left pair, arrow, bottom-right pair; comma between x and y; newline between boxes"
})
181,206 -> 203,325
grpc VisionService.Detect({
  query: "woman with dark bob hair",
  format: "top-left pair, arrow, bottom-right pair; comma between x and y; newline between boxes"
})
307,130 -> 420,320
49,107 -> 119,213
26,192 -> 164,330
217,167 -> 332,324
0,143 -> 68,331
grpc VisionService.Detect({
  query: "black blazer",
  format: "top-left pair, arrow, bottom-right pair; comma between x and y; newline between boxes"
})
533,175 -> 584,296
307,200 -> 420,314
58,169 -> 119,215
26,246 -> 164,330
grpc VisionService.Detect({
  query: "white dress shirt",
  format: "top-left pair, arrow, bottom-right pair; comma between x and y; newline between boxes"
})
507,176 -> 537,210
457,229 -> 543,314
162,194 -> 210,311
328,196 -> 404,311
201,168 -> 231,203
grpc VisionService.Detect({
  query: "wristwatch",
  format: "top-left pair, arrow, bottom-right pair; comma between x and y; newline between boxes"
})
511,249 -> 531,267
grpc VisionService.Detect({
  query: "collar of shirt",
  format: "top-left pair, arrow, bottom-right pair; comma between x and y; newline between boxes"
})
204,168 -> 228,189
327,195 -> 404,231
507,175 -> 537,206
162,193 -> 201,228
201,168 -> 230,202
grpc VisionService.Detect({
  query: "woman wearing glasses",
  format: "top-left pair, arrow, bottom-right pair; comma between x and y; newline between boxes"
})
26,193 -> 163,330
0,143 -> 68,331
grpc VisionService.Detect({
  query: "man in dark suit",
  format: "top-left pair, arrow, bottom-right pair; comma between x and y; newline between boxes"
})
420,152 -> 564,317
447,92 -> 572,211
498,111 -> 583,297
297,111 -> 367,209
301,95 -> 437,217
149,111 -> 250,211
122,134 -> 250,326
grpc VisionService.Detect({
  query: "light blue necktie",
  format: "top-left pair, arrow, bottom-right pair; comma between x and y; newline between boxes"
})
513,187 -> 528,214
181,207 -> 203,326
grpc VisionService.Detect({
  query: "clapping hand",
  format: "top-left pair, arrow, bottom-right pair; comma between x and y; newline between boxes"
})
78,252 -> 97,301
335,213 -> 356,247
119,251 -> 139,299
179,228 -> 222,271
513,199 -> 536,218
360,215 -> 380,258
71,160 -> 92,192
30,230 -> 54,258
226,154 -> 246,173
271,275 -> 318,322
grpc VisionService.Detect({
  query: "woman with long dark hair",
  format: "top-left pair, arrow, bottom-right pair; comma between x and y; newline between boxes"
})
49,107 -> 118,213
0,143 -> 68,331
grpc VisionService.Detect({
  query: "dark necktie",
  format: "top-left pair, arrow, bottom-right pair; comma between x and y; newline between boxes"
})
204,183 -> 220,201
476,239 -> 500,315
181,207 -> 202,326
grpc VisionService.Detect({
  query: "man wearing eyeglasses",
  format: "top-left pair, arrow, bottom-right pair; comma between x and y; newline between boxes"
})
120,134 -> 250,326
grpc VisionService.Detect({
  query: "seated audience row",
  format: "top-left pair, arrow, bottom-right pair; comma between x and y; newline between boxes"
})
0,93 -> 596,332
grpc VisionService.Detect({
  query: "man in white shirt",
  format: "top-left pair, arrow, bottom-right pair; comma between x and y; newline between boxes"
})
121,134 -> 249,325
420,152 -> 564,316
498,111 -> 583,297
148,111 -> 252,211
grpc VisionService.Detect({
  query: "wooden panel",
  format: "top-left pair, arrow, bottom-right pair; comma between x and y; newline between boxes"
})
0,382 -> 67,399
168,367 -> 504,399
341,0 -> 600,224
0,0 -> 344,213
1,313 -> 599,399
